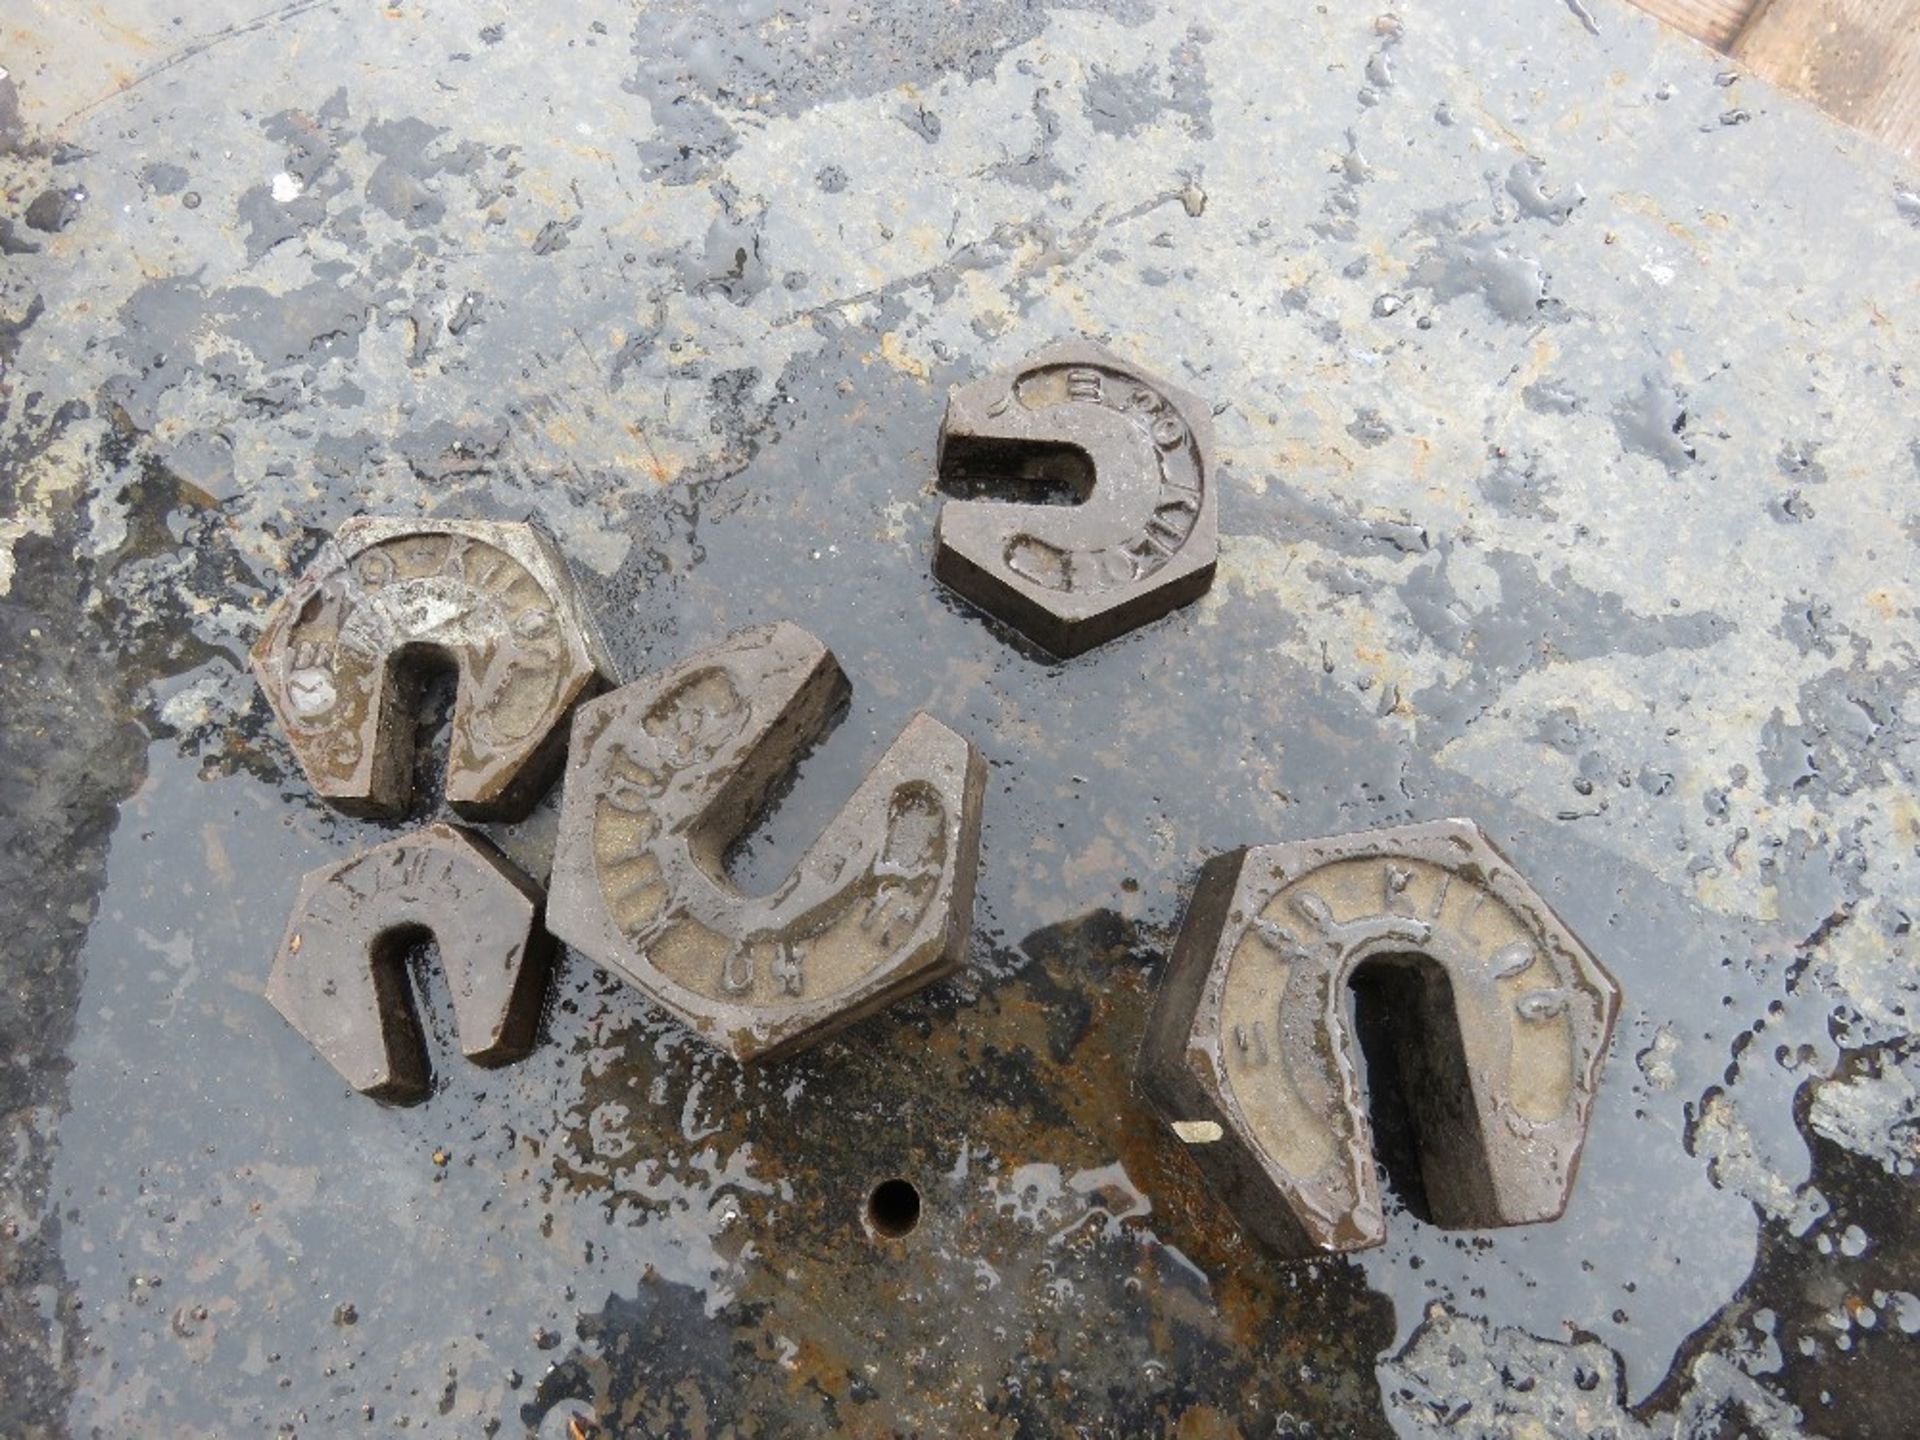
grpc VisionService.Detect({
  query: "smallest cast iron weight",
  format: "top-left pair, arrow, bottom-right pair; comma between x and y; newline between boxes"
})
265,824 -> 552,1102
933,340 -> 1219,658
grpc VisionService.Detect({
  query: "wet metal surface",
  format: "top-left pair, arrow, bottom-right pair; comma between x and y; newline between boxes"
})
548,622 -> 985,1063
265,822 -> 552,1102
3,0 -> 1920,1436
1138,819 -> 1620,1257
934,339 -> 1218,657
251,517 -> 610,820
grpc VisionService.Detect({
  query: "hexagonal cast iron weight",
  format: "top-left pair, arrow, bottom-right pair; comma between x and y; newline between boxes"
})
251,517 -> 612,820
1138,819 -> 1620,1257
547,622 -> 987,1063
933,340 -> 1218,658
266,823 -> 553,1102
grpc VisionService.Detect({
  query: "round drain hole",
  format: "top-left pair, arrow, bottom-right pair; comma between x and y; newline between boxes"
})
866,1177 -> 921,1238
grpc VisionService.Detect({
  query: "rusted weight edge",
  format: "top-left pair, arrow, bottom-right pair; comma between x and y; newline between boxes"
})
933,338 -> 1219,658
265,823 -> 553,1103
251,516 -> 613,821
547,621 -> 987,1063
1138,819 -> 1621,1257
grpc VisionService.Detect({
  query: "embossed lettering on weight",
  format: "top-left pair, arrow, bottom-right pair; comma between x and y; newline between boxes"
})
607,779 -> 951,1007
1233,1020 -> 1271,1067
933,340 -> 1220,658
1138,820 -> 1621,1258
997,362 -> 1205,596
252,517 -> 608,819
289,536 -> 562,751
547,623 -> 986,1063
582,666 -> 953,1008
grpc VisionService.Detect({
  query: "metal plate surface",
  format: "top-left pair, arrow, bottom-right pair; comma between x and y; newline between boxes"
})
3,0 -> 1918,1435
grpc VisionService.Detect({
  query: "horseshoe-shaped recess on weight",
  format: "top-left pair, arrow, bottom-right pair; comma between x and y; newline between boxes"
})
934,339 -> 1218,657
1139,819 -> 1621,1257
251,517 -> 611,819
265,824 -> 552,1102
546,622 -> 986,1063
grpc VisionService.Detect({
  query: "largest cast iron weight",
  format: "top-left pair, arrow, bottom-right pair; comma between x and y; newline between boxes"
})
1138,820 -> 1620,1257
933,339 -> 1219,658
251,517 -> 611,820
547,622 -> 987,1063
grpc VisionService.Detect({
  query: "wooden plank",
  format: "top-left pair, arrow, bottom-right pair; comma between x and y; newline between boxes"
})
1627,0 -> 1760,48
1733,0 -> 1920,159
